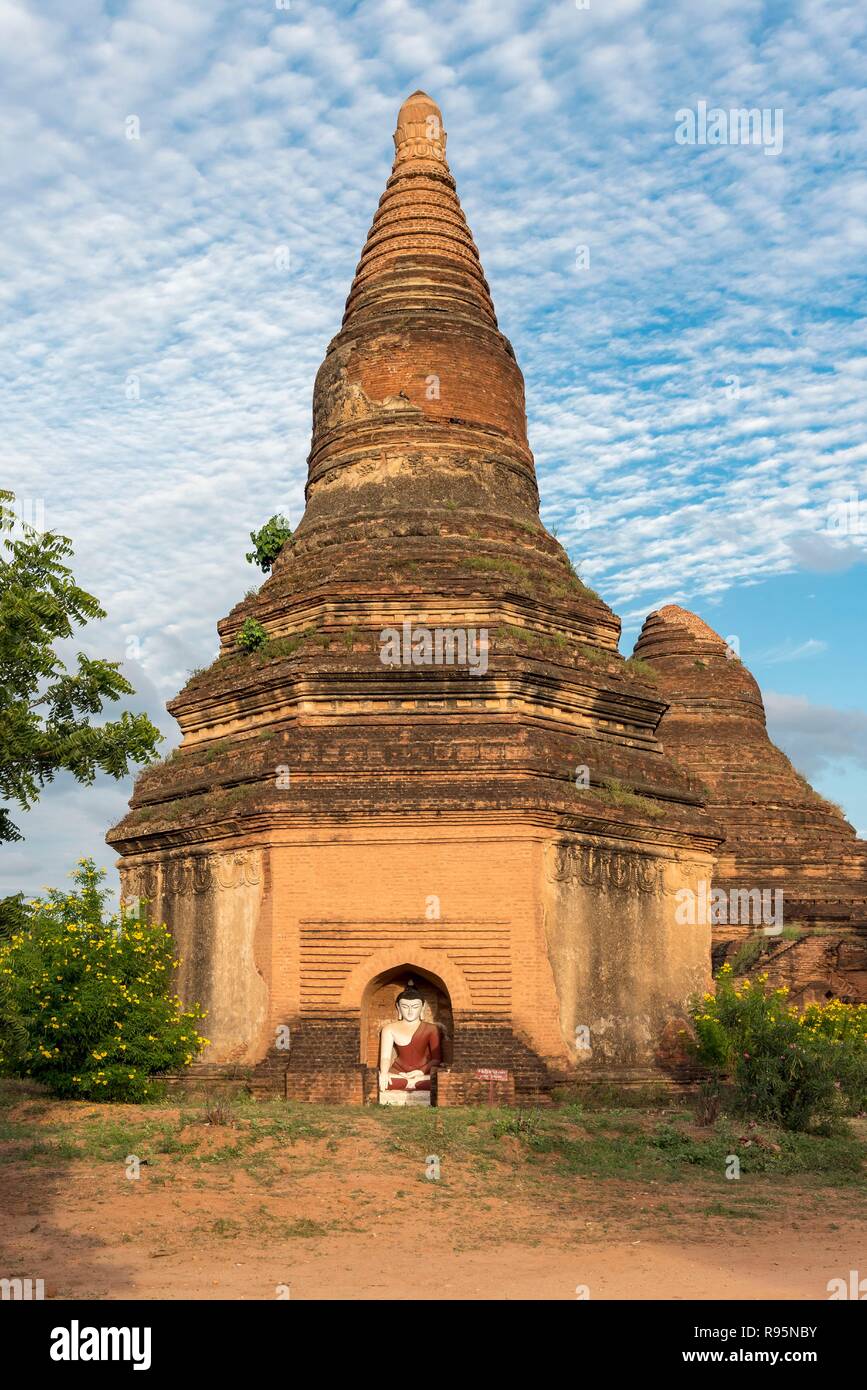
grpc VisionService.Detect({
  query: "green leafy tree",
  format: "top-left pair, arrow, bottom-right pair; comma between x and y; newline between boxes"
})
0,892 -> 29,936
0,893 -> 29,1066
0,859 -> 209,1100
0,491 -> 163,843
245,513 -> 292,572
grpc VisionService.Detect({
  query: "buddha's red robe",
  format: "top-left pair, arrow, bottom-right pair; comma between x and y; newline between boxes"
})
385,1021 -> 442,1091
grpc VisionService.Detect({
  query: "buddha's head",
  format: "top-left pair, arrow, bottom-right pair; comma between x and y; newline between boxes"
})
395,983 -> 424,1023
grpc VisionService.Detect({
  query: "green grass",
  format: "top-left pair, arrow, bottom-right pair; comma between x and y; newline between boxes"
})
589,777 -> 667,820
1,1082 -> 864,1196
0,1118 -> 41,1141
507,1115 -> 866,1184
699,1201 -> 768,1219
575,641 -> 609,666
465,556 -> 527,580
623,655 -> 658,682
498,623 -> 533,644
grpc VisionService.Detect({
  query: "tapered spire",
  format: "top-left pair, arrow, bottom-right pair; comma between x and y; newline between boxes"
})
305,93 -> 537,527
342,91 -> 497,329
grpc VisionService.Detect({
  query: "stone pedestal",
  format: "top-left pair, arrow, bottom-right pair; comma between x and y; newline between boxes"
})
378,1089 -> 432,1107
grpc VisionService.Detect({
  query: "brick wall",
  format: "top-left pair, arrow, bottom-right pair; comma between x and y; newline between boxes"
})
438,1070 -> 515,1106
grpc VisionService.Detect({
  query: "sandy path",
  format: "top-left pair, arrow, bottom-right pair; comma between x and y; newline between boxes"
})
74,1230 -> 866,1301
2,1161 -> 864,1300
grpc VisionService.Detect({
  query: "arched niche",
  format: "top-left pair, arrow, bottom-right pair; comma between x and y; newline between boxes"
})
361,964 -> 453,1070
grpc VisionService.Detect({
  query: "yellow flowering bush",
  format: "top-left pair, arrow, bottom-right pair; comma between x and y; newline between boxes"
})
0,859 -> 208,1101
690,965 -> 867,1131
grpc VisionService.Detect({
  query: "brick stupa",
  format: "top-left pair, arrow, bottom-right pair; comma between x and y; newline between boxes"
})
633,605 -> 867,1003
109,94 -> 723,1102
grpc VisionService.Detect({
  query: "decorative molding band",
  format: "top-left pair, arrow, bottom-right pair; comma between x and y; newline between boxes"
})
120,849 -> 262,902
546,840 -> 662,895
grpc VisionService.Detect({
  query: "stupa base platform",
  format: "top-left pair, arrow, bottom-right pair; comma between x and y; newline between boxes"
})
164,1056 -> 703,1107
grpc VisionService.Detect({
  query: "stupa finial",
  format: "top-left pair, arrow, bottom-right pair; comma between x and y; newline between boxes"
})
394,90 -> 447,164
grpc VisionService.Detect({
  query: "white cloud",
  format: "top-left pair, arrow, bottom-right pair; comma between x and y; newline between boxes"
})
765,691 -> 867,780
760,637 -> 828,664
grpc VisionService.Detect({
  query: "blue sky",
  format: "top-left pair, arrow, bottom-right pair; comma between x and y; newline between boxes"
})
2,0 -> 866,898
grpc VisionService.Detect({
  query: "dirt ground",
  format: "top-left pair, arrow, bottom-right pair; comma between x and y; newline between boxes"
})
1,1089 -> 865,1301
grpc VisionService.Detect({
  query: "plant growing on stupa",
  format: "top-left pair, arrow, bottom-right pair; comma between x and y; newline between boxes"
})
0,859 -> 209,1101
245,513 -> 292,572
730,933 -> 765,975
690,965 -> 867,1131
237,617 -> 267,652
0,490 -> 162,844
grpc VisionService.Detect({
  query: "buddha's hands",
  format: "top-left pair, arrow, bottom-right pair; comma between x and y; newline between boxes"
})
379,1072 -> 389,1093
404,1069 -> 426,1091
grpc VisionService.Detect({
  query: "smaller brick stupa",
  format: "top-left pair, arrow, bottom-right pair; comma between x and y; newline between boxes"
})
633,605 -> 867,1003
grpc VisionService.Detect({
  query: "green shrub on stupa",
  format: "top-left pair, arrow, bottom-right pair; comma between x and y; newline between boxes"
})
237,617 -> 267,651
0,859 -> 208,1101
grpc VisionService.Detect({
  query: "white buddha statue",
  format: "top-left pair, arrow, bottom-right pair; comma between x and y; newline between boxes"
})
378,982 -> 442,1105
